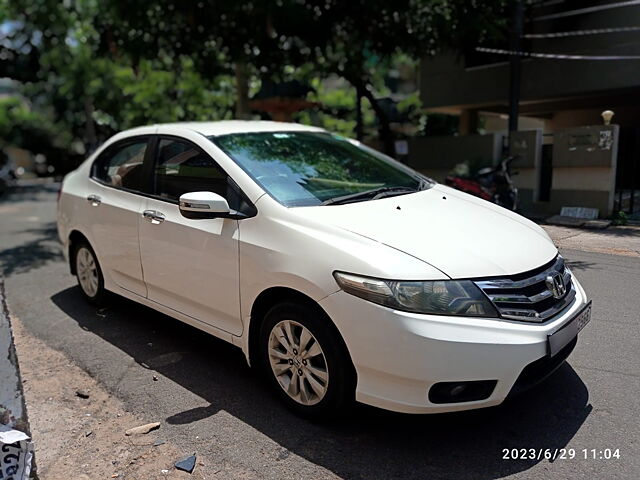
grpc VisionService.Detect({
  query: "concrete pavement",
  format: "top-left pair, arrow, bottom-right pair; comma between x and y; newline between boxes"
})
543,224 -> 640,257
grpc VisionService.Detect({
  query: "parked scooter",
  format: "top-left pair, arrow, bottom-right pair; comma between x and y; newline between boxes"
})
445,156 -> 519,211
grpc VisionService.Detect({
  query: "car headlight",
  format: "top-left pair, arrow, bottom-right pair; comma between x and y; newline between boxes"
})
333,272 -> 498,317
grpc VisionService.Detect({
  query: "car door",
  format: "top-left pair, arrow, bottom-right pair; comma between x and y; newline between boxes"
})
138,135 -> 242,335
87,137 -> 151,297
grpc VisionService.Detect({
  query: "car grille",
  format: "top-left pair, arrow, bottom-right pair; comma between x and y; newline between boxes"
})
474,256 -> 575,322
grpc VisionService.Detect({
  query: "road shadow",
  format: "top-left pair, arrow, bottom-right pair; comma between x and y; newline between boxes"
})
591,226 -> 640,238
0,222 -> 63,276
51,287 -> 591,480
564,259 -> 599,273
0,180 -> 60,204
544,222 -> 640,238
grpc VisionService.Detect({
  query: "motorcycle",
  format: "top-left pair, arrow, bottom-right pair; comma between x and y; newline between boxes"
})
445,156 -> 518,211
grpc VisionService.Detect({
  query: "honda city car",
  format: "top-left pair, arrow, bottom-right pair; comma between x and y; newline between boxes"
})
57,121 -> 591,417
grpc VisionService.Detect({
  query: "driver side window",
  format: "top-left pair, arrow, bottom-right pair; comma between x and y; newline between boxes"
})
153,138 -> 229,202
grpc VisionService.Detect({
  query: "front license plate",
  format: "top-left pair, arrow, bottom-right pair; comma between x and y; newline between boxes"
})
547,301 -> 592,357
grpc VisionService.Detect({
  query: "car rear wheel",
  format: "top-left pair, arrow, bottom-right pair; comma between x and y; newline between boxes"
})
259,302 -> 354,419
74,241 -> 106,305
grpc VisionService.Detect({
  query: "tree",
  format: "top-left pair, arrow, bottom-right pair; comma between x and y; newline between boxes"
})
98,0 -> 509,154
1,0 -> 237,170
265,0 -> 509,153
1,0 -> 510,165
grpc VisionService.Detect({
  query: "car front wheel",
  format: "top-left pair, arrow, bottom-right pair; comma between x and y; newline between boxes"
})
260,302 -> 354,419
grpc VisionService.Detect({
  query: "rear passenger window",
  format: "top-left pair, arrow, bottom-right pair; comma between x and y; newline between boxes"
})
93,139 -> 148,191
153,138 -> 229,201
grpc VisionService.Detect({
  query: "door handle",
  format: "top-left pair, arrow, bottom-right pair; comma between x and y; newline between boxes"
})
143,209 -> 165,224
87,194 -> 101,206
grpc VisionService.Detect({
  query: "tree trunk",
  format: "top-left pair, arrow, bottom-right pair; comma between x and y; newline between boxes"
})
353,79 -> 394,156
234,62 -> 251,119
83,96 -> 98,154
348,76 -> 395,157
355,85 -> 363,141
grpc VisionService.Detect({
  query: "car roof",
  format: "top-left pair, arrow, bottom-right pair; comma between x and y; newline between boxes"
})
125,120 -> 326,137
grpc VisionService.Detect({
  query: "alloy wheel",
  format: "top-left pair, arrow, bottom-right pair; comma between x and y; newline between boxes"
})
268,319 -> 329,406
76,247 -> 99,297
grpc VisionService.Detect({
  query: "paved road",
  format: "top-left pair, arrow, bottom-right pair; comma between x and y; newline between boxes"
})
1,183 -> 638,479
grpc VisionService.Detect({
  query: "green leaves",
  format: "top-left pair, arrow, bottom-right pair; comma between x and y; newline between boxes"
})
1,0 -> 509,169
2,0 -> 239,167
0,95 -> 69,154
107,58 -> 235,128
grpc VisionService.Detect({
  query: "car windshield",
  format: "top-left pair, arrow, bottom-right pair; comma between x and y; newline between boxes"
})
210,131 -> 432,207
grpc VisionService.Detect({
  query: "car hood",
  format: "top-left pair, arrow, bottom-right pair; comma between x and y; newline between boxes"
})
294,184 -> 557,279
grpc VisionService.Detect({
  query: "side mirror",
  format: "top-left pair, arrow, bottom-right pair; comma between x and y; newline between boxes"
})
179,191 -> 230,219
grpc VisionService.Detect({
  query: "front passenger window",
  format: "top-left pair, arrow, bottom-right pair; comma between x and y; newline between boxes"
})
153,138 -> 229,201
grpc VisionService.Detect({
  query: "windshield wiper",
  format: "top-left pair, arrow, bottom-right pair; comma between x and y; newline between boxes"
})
417,177 -> 433,190
322,186 -> 417,206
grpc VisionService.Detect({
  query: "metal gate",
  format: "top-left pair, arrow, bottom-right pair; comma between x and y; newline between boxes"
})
615,127 -> 640,216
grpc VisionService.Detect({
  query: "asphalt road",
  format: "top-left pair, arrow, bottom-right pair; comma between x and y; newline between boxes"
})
1,182 -> 638,480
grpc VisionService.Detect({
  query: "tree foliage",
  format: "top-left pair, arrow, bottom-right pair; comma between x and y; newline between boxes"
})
99,0 -> 509,152
1,0 -> 510,168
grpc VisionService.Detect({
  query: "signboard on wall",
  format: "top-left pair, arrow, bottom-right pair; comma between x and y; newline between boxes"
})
552,125 -> 619,215
508,129 -> 543,204
509,129 -> 543,169
554,125 -> 619,167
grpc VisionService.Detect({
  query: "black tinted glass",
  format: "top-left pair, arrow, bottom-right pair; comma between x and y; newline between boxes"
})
154,138 -> 228,201
94,140 -> 147,191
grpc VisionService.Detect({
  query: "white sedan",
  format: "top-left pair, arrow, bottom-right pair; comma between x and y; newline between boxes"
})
57,121 -> 591,417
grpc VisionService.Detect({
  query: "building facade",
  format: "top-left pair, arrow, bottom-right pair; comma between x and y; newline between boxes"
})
417,0 -> 640,218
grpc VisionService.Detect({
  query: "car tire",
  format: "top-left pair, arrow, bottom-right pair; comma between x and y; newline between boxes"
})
259,302 -> 355,419
73,240 -> 107,305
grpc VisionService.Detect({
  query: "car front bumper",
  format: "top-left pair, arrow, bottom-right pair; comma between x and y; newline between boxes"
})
318,276 -> 589,413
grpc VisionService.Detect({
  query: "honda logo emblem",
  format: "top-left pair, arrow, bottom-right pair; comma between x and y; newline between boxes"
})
545,272 -> 566,299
